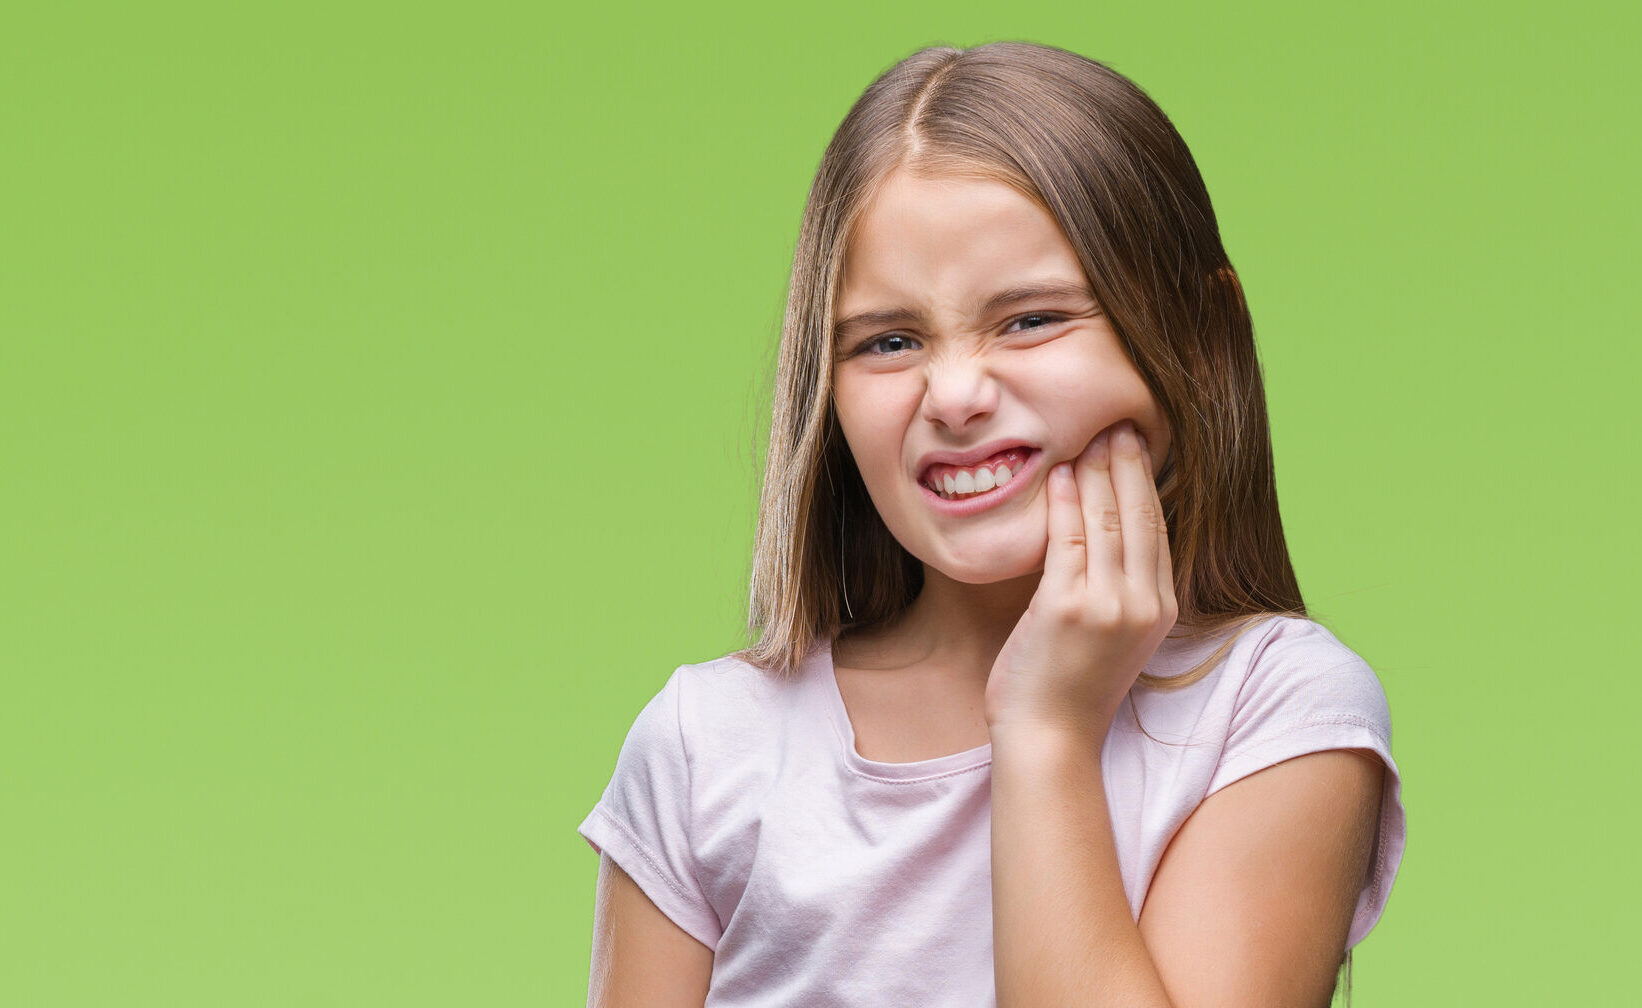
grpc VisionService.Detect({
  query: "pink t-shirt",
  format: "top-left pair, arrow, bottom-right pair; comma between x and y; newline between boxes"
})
578,616 -> 1405,1005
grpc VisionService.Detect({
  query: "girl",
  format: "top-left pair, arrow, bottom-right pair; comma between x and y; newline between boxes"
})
580,40 -> 1405,1007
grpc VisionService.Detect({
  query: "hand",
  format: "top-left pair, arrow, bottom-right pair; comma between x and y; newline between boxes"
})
983,420 -> 1178,738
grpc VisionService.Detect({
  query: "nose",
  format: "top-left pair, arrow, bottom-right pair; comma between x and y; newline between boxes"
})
919,354 -> 999,433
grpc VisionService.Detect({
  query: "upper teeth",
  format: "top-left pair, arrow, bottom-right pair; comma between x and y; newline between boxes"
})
933,463 -> 1013,497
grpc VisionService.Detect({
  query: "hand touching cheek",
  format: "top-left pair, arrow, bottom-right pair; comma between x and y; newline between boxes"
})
983,420 -> 1177,737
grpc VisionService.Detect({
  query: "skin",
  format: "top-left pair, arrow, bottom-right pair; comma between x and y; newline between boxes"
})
588,167 -> 1384,1006
587,852 -> 712,1007
832,171 -> 1172,576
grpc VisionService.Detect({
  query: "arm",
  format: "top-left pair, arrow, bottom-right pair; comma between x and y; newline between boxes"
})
991,729 -> 1383,1008
588,852 -> 714,1008
1137,748 -> 1383,1005
985,423 -> 1386,1006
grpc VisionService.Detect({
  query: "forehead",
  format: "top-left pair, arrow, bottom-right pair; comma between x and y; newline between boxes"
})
838,170 -> 1084,309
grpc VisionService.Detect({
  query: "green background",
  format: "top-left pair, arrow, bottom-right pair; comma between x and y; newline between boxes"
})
3,0 -> 1634,1003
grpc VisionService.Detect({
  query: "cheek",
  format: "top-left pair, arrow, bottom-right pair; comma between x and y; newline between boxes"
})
1044,362 -> 1167,455
834,404 -> 888,473
831,387 -> 872,456
1119,379 -> 1171,467
833,380 -> 917,462
832,417 -> 910,523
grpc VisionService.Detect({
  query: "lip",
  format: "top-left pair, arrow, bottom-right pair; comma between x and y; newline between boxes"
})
916,447 -> 1044,517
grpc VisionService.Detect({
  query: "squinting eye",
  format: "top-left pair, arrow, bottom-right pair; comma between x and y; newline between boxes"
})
1009,313 -> 1065,332
862,334 -> 919,355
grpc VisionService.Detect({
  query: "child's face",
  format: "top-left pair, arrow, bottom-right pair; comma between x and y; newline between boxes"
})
832,168 -> 1170,584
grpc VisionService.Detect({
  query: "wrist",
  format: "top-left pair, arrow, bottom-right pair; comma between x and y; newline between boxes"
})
987,710 -> 1115,758
984,680 -> 1129,743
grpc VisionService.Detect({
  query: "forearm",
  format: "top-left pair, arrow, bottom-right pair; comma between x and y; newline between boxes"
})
989,724 -> 1175,1008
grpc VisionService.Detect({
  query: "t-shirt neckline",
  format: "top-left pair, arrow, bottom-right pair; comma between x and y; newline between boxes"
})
816,638 -> 995,782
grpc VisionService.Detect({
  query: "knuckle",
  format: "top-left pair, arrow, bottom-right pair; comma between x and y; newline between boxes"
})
1129,600 -> 1161,627
1089,602 -> 1124,630
1048,601 -> 1085,627
1097,508 -> 1124,533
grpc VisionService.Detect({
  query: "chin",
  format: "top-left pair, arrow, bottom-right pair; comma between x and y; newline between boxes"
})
930,545 -> 1048,585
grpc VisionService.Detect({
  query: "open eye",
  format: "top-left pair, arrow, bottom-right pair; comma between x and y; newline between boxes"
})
860,333 -> 921,356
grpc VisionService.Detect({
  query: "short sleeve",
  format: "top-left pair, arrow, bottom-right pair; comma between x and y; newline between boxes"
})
1206,620 -> 1407,949
578,667 -> 722,951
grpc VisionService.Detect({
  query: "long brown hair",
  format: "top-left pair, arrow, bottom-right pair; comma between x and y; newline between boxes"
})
738,41 -> 1305,685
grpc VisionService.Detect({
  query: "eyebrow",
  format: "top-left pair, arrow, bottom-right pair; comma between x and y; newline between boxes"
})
832,281 -> 1098,340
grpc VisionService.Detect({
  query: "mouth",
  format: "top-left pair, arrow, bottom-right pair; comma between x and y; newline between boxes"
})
918,446 -> 1039,503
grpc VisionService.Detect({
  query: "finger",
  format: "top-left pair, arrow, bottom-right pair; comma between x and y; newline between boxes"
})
1043,462 -> 1088,593
1075,427 -> 1123,600
1111,421 -> 1161,593
1139,430 -> 1179,618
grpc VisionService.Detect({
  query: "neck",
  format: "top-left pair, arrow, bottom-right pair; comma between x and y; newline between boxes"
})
844,565 -> 1039,692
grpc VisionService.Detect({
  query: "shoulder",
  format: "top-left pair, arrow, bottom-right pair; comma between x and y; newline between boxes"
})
1129,615 -> 1393,775
1176,616 -> 1396,814
1115,616 -> 1405,948
669,650 -> 801,716
591,649 -> 806,827
1106,616 -> 1405,938
1146,615 -> 1386,709
603,652 -> 782,759
673,650 -> 792,696
1224,616 -> 1391,738
654,649 -> 816,760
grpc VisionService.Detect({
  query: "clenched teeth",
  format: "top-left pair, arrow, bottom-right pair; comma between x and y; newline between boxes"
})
931,463 -> 1013,500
